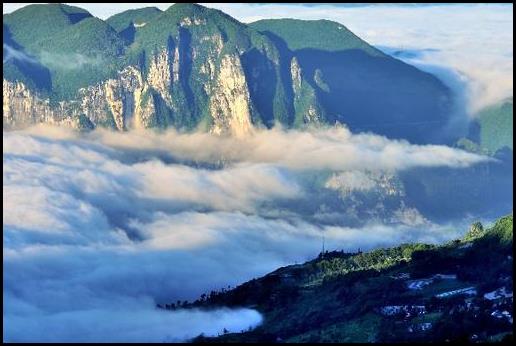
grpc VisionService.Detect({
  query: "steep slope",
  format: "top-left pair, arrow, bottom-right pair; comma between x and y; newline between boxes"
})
182,214 -> 513,343
4,3 -> 454,143
3,24 -> 52,93
31,17 -> 126,100
3,4 -> 92,94
250,19 -> 453,143
457,98 -> 513,156
122,3 -> 291,133
250,19 -> 383,54
475,98 -> 513,154
4,5 -> 126,101
3,4 -> 92,49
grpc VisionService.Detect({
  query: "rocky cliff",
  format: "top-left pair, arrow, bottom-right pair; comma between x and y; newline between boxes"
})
3,3 -> 453,143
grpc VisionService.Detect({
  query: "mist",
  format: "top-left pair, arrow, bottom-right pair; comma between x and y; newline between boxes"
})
4,125 -> 498,341
2,3 -> 513,342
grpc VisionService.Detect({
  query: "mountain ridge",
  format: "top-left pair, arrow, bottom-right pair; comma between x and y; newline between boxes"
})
4,3 -> 452,143
179,214 -> 514,343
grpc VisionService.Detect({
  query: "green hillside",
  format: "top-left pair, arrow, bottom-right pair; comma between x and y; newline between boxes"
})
250,18 -> 452,143
128,3 -> 271,66
33,17 -> 126,100
477,98 -> 513,154
4,5 -> 125,100
458,98 -> 513,155
178,214 -> 513,343
3,3 -> 453,143
250,19 -> 383,55
106,7 -> 162,32
3,4 -> 92,50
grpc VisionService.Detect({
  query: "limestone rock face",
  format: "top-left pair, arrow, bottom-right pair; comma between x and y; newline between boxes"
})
4,3 -> 454,143
3,80 -> 78,129
134,85 -> 156,129
148,48 -> 173,108
290,57 -> 324,125
3,40 -> 266,136
209,54 -> 254,138
3,6 -> 291,137
78,66 -> 149,130
291,57 -> 302,95
4,21 -> 298,136
3,65 -> 156,130
179,16 -> 206,27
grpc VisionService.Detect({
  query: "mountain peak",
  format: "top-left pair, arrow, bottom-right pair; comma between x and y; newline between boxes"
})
161,3 -> 243,27
167,3 -> 207,11
7,3 -> 92,22
164,3 -> 210,17
106,7 -> 162,33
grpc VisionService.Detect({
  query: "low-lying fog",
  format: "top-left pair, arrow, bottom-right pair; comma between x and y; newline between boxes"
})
4,125 -> 511,342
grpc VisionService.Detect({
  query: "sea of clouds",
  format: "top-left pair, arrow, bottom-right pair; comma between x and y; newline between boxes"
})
3,125 -> 492,342
2,3 -> 513,342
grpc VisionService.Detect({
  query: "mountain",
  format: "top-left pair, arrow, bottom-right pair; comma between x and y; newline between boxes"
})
249,19 -> 454,143
178,214 -> 513,343
106,7 -> 162,33
474,98 -> 513,154
3,4 -> 94,93
3,3 -> 452,143
456,98 -> 513,157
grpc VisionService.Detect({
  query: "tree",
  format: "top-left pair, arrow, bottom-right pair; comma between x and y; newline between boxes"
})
465,222 -> 484,240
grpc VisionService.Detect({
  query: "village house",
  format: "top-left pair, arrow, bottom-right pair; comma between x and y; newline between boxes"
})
406,273 -> 457,290
484,287 -> 513,301
490,310 -> 513,324
435,287 -> 477,298
380,305 -> 426,316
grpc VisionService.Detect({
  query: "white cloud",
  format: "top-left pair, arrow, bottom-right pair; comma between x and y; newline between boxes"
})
0,125 -> 495,342
82,126 -> 490,171
4,296 -> 262,343
325,171 -> 391,196
2,3 -> 512,340
3,44 -> 38,64
39,51 -> 105,70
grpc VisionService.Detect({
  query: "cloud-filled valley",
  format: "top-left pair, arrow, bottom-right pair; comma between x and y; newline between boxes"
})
2,3 -> 512,343
4,125 -> 507,342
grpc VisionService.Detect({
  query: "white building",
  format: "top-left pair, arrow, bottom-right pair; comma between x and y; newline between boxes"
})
435,287 -> 477,298
484,287 -> 513,301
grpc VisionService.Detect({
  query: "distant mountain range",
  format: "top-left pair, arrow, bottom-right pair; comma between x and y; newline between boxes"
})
180,214 -> 513,343
3,3 -> 453,143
